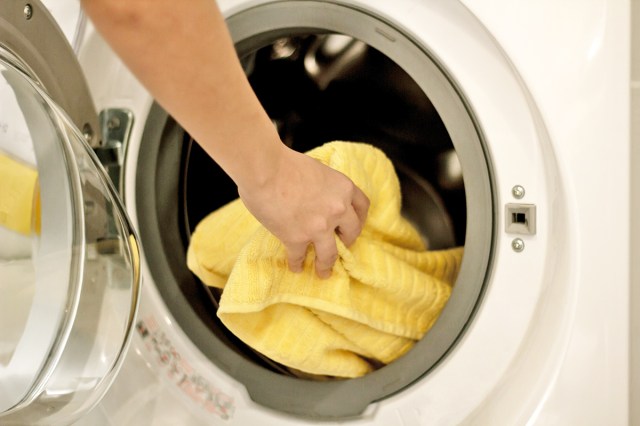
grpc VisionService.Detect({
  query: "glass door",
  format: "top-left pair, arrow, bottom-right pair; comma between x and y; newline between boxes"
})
0,45 -> 140,425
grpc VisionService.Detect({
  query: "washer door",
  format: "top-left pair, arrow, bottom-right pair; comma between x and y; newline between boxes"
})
0,3 -> 140,425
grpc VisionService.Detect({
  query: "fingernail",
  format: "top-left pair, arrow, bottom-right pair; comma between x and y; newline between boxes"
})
317,269 -> 331,279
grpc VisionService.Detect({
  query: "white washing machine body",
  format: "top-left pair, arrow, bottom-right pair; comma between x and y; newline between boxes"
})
82,0 -> 630,424
0,0 -> 630,425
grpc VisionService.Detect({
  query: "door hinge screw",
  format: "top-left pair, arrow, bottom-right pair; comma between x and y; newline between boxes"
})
23,4 -> 33,20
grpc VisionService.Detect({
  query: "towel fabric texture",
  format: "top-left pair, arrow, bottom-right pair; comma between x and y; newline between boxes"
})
0,153 -> 40,235
187,142 -> 463,378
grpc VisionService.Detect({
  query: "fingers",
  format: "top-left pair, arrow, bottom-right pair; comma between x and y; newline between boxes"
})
286,241 -> 309,273
312,234 -> 339,279
337,187 -> 370,247
284,181 -> 369,279
351,186 -> 370,224
285,237 -> 337,279
336,207 -> 362,247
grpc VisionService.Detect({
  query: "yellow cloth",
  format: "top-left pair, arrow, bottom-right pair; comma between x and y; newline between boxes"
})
187,142 -> 463,378
0,153 -> 40,235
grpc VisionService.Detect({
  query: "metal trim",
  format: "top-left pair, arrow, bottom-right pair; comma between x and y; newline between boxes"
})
0,0 -> 100,145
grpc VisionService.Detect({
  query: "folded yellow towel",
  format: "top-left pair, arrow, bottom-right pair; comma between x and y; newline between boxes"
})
187,142 -> 463,378
0,153 -> 40,235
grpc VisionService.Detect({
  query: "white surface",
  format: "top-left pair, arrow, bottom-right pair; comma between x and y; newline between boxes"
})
41,0 -> 83,47
0,259 -> 35,366
630,2 -> 640,424
64,0 -> 630,424
461,1 -> 629,424
0,76 -> 36,165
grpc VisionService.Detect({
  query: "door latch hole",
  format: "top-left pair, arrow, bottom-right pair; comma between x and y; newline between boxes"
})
506,204 -> 536,235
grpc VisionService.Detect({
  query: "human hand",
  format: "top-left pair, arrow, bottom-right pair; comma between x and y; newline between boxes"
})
238,147 -> 370,278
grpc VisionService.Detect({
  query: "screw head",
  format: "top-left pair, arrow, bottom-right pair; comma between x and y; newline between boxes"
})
23,4 -> 33,20
107,116 -> 121,130
512,185 -> 525,199
82,123 -> 94,144
511,238 -> 525,252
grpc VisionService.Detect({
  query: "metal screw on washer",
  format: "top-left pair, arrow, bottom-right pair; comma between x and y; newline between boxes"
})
512,185 -> 525,199
23,4 -> 33,20
82,123 -> 94,145
511,238 -> 525,252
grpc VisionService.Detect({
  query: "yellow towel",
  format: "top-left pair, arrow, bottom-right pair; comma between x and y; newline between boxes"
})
0,153 -> 40,235
187,142 -> 463,378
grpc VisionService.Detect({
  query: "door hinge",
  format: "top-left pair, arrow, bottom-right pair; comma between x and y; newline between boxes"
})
94,108 -> 134,194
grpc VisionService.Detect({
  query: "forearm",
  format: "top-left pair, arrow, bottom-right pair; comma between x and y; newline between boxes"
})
82,0 -> 370,277
81,0 -> 284,188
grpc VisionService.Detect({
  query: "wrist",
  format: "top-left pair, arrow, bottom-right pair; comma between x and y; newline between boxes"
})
232,134 -> 290,194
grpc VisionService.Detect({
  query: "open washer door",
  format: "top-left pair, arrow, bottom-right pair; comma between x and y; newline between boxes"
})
0,2 -> 141,425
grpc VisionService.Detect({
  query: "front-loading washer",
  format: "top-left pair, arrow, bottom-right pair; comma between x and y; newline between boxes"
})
0,0 -> 632,425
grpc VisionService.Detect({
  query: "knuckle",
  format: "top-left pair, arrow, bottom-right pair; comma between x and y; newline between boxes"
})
309,217 -> 332,234
286,232 -> 310,246
330,201 -> 348,217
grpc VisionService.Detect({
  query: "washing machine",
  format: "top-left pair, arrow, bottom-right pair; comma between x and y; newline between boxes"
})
0,0 -> 632,424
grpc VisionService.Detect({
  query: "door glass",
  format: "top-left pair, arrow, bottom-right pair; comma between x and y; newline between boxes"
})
0,49 -> 140,424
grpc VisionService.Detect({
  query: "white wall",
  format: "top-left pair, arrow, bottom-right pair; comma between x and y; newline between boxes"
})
631,1 -> 640,424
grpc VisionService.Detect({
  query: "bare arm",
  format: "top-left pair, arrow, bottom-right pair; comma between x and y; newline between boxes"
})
80,0 -> 281,184
81,0 -> 369,277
